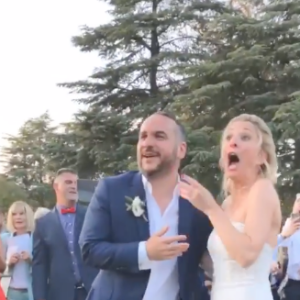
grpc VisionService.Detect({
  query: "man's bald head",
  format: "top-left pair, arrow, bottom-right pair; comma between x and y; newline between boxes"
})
137,111 -> 187,178
147,111 -> 186,142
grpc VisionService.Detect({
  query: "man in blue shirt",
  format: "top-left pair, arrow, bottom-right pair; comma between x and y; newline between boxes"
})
32,168 -> 97,300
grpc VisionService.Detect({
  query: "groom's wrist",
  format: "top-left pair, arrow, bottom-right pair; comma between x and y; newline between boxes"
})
138,242 -> 151,270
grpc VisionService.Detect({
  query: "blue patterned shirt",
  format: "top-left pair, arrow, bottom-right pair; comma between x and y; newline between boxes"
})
56,205 -> 80,282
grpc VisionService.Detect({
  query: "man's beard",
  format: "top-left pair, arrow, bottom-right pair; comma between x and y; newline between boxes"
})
138,153 -> 177,179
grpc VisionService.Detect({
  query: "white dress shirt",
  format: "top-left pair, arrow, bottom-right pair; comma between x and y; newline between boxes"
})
277,218 -> 300,280
138,176 -> 180,300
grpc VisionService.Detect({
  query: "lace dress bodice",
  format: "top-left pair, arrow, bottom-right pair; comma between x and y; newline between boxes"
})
207,222 -> 273,300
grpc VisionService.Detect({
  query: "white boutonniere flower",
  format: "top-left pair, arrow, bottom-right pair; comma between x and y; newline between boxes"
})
125,196 -> 148,221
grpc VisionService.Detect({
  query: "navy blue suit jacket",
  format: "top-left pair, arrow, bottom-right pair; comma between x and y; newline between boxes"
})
32,205 -> 98,300
80,171 -> 212,300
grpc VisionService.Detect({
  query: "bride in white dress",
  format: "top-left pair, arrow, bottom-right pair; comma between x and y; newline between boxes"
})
179,114 -> 281,300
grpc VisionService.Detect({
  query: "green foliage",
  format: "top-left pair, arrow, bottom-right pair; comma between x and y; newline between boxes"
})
42,120 -> 99,178
58,0 -> 230,176
70,109 -> 135,176
0,112 -> 101,206
2,0 -> 300,215
0,175 -> 28,210
58,0 -> 300,213
171,0 -> 300,205
1,112 -> 58,207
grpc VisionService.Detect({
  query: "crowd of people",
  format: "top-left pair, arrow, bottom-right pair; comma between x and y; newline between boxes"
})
0,111 -> 298,300
0,168 -> 98,300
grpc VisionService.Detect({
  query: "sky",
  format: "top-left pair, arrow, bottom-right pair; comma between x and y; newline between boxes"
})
0,0 -> 111,147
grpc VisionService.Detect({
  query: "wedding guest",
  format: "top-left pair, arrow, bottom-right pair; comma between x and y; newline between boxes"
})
1,201 -> 34,300
32,168 -> 97,300
277,247 -> 289,299
270,221 -> 288,300
276,196 -> 300,300
270,261 -> 280,300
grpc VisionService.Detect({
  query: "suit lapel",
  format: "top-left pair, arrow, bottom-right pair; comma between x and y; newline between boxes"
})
178,196 -> 193,270
178,196 -> 192,236
130,173 -> 150,241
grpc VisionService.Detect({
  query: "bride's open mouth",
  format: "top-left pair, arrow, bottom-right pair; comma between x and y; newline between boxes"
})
228,152 -> 240,170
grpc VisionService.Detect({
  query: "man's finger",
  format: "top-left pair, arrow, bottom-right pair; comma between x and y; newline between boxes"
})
154,226 -> 169,237
181,174 -> 201,188
163,244 -> 190,259
178,183 -> 192,199
178,183 -> 191,190
162,253 -> 182,260
166,243 -> 189,252
178,182 -> 192,192
204,280 -> 212,287
163,235 -> 187,244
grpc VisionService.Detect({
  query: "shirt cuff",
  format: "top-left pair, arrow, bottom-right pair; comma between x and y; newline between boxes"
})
138,242 -> 151,270
277,234 -> 285,244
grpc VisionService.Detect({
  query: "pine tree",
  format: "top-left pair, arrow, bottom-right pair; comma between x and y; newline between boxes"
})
171,0 -> 300,204
43,121 -> 98,178
59,0 -> 229,175
0,175 -> 28,210
1,113 -> 56,207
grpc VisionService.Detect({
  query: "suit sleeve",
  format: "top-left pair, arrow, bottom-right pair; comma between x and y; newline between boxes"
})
32,219 -> 48,300
79,179 -> 140,273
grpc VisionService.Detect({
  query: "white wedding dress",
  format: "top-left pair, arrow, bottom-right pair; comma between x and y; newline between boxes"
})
207,222 -> 273,300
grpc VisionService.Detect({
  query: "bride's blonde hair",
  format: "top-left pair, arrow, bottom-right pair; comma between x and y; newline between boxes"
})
221,114 -> 277,196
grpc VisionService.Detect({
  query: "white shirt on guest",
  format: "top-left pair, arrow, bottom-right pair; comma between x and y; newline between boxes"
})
277,218 -> 300,280
7,233 -> 31,289
138,176 -> 180,300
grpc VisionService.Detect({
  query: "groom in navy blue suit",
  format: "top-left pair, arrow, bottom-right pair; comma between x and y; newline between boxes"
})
79,111 -> 213,300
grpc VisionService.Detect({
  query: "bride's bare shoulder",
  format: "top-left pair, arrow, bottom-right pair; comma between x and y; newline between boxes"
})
250,178 -> 278,201
247,178 -> 282,235
247,178 -> 280,220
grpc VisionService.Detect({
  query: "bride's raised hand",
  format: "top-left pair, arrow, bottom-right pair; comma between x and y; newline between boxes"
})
178,174 -> 217,213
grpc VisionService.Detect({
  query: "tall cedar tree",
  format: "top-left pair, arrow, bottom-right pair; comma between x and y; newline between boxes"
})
43,121 -> 98,178
171,0 -> 300,206
0,175 -> 28,210
59,0 -> 229,175
1,113 -> 56,207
